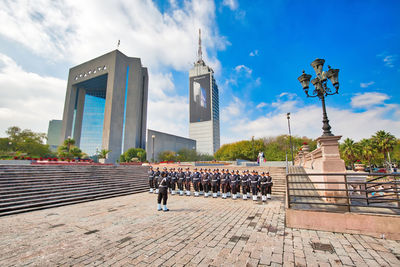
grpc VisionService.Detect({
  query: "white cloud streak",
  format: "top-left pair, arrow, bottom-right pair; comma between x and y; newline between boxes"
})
360,81 -> 375,88
351,92 -> 390,108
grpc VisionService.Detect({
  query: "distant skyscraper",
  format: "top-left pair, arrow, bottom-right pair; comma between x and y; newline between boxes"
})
189,29 -> 220,155
47,119 -> 62,152
60,50 -> 148,163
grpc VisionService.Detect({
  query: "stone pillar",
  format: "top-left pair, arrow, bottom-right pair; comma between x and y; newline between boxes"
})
317,135 -> 346,203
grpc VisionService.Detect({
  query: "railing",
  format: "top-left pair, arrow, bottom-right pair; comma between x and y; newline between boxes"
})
286,172 -> 400,215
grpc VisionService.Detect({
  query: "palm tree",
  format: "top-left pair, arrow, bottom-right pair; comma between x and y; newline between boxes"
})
98,149 -> 111,159
340,138 -> 359,170
63,138 -> 75,153
359,138 -> 376,173
371,130 -> 396,166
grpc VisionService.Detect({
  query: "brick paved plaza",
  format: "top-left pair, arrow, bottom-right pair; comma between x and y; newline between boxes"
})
0,193 -> 399,266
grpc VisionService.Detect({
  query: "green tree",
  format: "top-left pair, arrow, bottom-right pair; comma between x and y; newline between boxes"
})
98,149 -> 111,159
2,126 -> 51,158
57,138 -> 82,159
158,150 -> 177,161
340,138 -> 359,169
358,138 -> 377,173
120,148 -> 146,162
371,130 -> 397,166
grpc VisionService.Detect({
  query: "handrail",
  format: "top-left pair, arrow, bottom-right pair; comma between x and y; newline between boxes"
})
286,171 -> 400,215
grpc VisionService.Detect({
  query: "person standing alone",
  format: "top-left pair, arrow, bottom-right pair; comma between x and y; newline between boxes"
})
157,167 -> 170,211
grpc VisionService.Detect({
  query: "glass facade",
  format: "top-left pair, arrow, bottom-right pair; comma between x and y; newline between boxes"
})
74,74 -> 108,156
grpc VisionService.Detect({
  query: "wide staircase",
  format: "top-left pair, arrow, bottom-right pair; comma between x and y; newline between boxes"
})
0,164 -> 149,216
269,167 -> 286,197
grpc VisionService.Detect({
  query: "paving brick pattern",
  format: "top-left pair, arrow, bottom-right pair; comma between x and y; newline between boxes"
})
0,193 -> 399,266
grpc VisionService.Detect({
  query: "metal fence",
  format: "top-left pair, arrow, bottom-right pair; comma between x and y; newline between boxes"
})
286,172 -> 400,215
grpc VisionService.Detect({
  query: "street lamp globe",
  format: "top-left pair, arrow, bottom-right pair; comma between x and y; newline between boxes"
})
297,71 -> 312,90
311,58 -> 325,75
326,66 -> 340,89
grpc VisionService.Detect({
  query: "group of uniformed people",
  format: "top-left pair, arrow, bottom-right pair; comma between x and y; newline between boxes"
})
148,166 -> 273,211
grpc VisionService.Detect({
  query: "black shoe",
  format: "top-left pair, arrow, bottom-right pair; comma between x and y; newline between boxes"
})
163,209 -> 169,212
157,208 -> 162,211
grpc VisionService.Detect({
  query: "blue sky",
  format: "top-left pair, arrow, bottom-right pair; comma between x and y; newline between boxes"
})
0,0 -> 399,145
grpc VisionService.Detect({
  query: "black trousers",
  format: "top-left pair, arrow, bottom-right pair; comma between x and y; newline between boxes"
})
236,184 -> 240,194
185,181 -> 191,190
242,185 -> 248,194
203,183 -> 209,193
212,183 -> 218,193
171,180 -> 176,190
154,179 -> 159,189
261,186 -> 267,195
251,186 -> 257,195
226,184 -> 231,193
149,179 -> 154,188
199,183 -> 203,191
221,184 -> 227,193
193,181 -> 200,191
267,186 -> 272,194
232,184 -> 237,194
157,187 -> 168,205
178,181 -> 184,190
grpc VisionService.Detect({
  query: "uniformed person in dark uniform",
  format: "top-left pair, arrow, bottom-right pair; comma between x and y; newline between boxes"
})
235,170 -> 241,199
216,169 -> 221,196
259,172 -> 268,202
157,167 -> 170,211
211,169 -> 219,198
177,168 -> 185,196
220,169 -> 228,199
199,168 -> 204,195
171,168 -> 177,195
192,168 -> 201,197
148,166 -> 155,193
154,167 -> 161,194
266,171 -> 273,199
240,170 -> 248,200
250,170 -> 259,201
226,169 -> 232,197
231,170 -> 238,199
201,169 -> 210,197
184,167 -> 191,196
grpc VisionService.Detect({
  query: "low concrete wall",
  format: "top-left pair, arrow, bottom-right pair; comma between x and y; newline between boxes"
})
286,208 -> 400,240
0,160 -> 31,165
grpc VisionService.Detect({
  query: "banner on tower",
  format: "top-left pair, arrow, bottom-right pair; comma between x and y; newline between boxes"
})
190,74 -> 211,123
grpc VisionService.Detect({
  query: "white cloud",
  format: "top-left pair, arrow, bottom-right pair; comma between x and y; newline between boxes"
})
220,96 -> 243,122
0,0 -> 228,140
360,81 -> 375,88
219,92 -> 400,145
0,0 -> 228,73
383,55 -> 396,68
256,102 -> 267,109
222,0 -> 238,10
249,50 -> 259,57
351,92 -> 390,108
0,54 -> 65,135
234,64 -> 252,75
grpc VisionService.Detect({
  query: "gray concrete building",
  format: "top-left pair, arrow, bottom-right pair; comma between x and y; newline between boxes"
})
46,120 -> 62,152
60,50 -> 148,163
146,129 -> 196,162
189,30 -> 220,155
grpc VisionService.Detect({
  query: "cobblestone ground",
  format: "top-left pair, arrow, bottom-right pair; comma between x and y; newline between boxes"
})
0,193 -> 399,266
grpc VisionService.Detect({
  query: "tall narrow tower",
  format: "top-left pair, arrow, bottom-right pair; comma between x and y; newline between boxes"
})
189,29 -> 220,155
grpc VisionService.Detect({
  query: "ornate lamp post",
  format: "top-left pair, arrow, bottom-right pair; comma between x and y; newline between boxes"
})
297,59 -> 339,136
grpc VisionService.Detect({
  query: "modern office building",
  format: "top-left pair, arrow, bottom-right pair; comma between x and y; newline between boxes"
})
60,50 -> 148,163
146,129 -> 196,162
189,29 -> 220,155
47,119 -> 62,152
